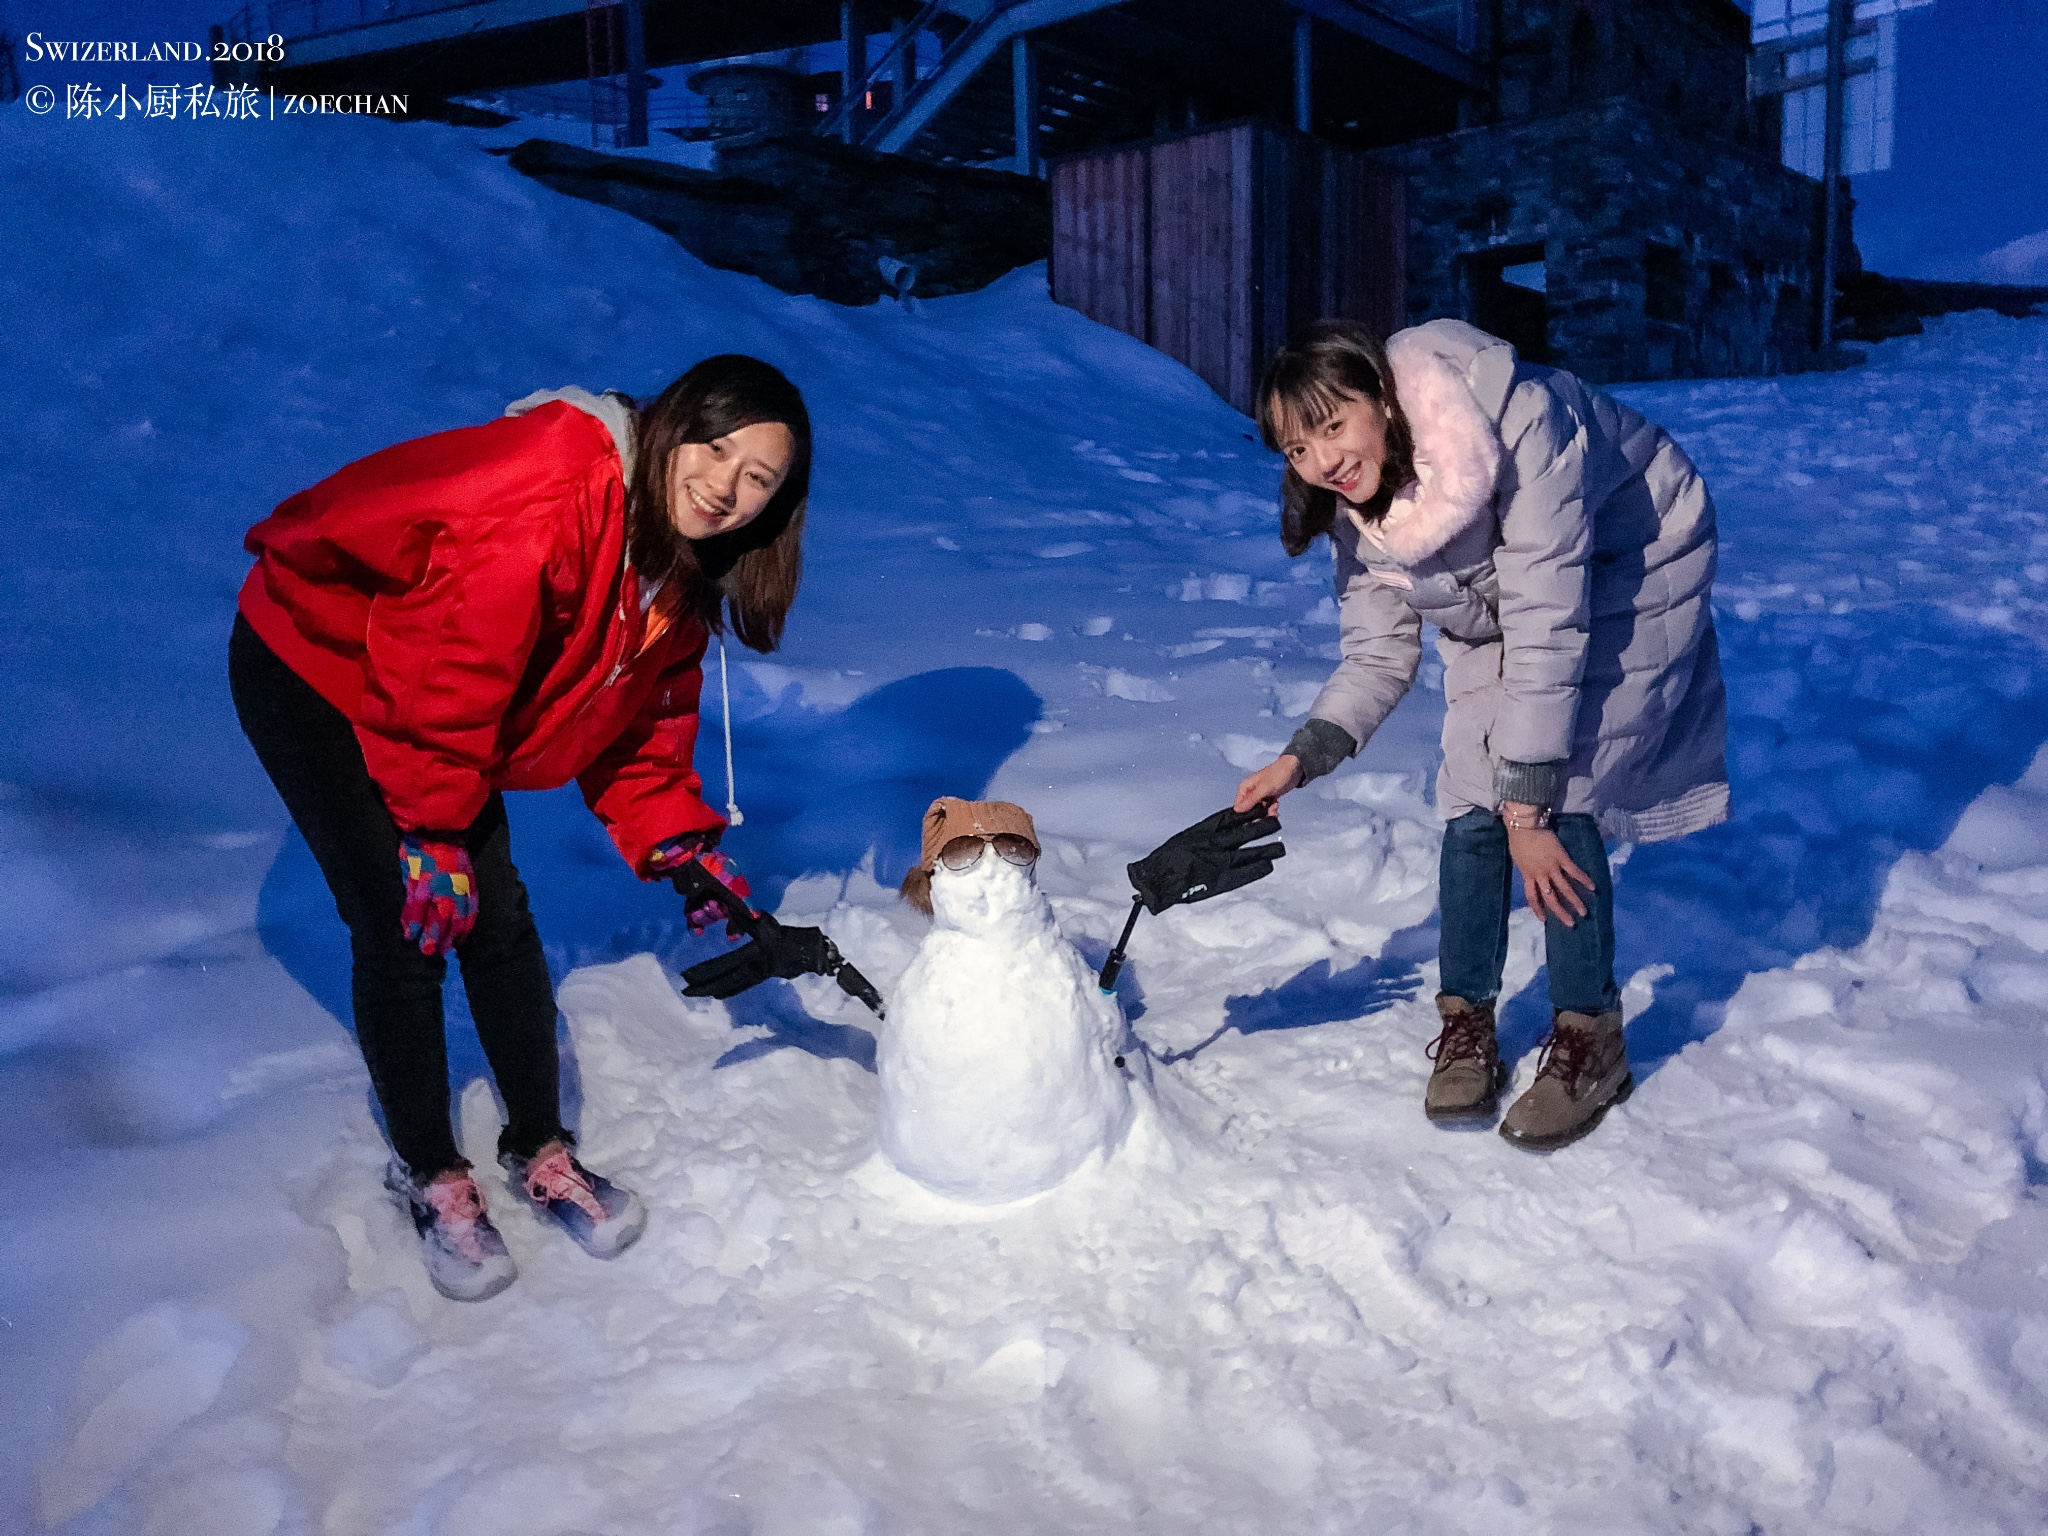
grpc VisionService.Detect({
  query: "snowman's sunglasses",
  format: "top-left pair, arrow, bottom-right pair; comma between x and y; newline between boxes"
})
937,833 -> 1040,872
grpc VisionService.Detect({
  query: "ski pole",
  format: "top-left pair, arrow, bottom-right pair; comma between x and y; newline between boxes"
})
1097,893 -> 1145,993
670,860 -> 886,1018
1097,804 -> 1287,994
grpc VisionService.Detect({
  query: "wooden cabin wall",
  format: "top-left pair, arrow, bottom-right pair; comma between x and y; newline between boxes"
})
1050,121 -> 1405,416
1048,146 -> 1149,341
1147,125 -> 1256,413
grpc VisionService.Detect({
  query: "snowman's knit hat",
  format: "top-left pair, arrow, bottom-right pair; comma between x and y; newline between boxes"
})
900,797 -> 1039,915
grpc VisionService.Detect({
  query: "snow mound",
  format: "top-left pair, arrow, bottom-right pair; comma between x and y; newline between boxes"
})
1980,227 -> 2048,284
39,1304 -> 245,1528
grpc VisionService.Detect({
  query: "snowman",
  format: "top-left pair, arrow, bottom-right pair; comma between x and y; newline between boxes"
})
878,797 -> 1137,1205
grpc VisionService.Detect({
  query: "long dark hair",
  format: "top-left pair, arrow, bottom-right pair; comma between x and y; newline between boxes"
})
628,354 -> 812,653
1255,320 -> 1415,558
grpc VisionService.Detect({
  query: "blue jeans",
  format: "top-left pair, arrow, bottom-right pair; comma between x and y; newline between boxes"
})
1438,808 -> 1620,1015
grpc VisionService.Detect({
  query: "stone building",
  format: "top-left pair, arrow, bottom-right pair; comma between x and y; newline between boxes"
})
1372,0 -> 1824,381
1492,0 -> 1753,140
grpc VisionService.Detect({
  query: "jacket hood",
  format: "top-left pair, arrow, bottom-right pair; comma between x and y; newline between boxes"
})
505,386 -> 638,483
1356,324 -> 1509,566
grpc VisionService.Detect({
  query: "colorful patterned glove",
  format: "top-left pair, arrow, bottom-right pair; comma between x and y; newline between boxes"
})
648,835 -> 752,937
399,832 -> 477,956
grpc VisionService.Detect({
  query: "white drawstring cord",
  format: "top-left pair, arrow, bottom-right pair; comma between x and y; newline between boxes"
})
717,636 -> 744,826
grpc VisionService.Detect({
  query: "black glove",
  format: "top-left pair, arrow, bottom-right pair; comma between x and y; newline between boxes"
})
1127,806 -> 1286,915
681,913 -> 835,1000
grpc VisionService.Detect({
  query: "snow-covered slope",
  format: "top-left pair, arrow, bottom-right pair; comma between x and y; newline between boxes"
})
4,107 -> 2047,1534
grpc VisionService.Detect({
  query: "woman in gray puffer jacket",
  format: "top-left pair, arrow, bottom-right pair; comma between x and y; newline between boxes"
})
1233,318 -> 1728,1150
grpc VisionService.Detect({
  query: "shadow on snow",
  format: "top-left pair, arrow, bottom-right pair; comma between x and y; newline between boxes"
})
1590,605 -> 2048,1074
251,667 -> 1041,1142
1119,923 -> 1432,1066
1201,605 -> 2048,1081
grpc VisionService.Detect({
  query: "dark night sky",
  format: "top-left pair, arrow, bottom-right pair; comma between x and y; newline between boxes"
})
5,0 -> 2045,280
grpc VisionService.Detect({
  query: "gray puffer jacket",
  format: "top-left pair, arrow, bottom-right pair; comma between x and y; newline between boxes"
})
1293,319 -> 1729,844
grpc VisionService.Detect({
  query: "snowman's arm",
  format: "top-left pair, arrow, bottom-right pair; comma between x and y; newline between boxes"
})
671,862 -> 887,1018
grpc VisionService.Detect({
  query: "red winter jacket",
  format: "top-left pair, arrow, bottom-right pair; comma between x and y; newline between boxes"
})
237,396 -> 724,874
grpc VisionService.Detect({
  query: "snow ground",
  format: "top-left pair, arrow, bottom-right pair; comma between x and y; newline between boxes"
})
4,106 -> 2048,1534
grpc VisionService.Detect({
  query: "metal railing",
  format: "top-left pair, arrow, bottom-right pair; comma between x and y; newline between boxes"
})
843,0 -> 1482,158
813,0 -> 950,141
1396,0 -> 1472,47
864,0 -> 1127,156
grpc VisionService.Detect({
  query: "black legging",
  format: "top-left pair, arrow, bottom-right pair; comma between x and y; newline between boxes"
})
229,614 -> 565,1178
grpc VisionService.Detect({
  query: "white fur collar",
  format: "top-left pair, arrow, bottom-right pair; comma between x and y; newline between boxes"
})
1347,334 -> 1502,565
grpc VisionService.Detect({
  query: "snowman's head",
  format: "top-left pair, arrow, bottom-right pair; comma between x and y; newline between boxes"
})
900,796 -> 1041,924
927,842 -> 1044,935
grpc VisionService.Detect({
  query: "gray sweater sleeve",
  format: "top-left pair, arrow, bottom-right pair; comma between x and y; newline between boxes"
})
1285,718 -> 1359,784
1493,758 -> 1560,806
1301,521 -> 1422,760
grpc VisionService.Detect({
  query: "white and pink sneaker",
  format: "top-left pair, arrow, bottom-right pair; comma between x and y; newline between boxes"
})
500,1143 -> 647,1260
384,1161 -> 518,1302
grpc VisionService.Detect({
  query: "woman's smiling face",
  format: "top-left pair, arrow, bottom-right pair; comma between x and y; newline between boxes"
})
664,421 -> 795,541
1273,389 -> 1391,505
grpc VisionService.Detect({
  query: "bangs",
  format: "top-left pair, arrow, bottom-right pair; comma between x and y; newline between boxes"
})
1265,376 -> 1350,448
1257,345 -> 1383,452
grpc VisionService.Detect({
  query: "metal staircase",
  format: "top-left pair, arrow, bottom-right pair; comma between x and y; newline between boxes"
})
209,0 -> 1482,165
866,32 -> 1153,167
816,0 -> 1481,172
819,0 -> 1132,168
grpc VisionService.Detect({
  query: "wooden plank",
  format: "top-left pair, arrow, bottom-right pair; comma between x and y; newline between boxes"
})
1143,138 -> 1178,360
1226,121 -> 1257,414
1199,127 -> 1219,379
1382,169 -> 1407,338
1315,140 -> 1339,326
1050,144 -> 1149,340
1280,129 -> 1323,364
1148,133 -> 1203,385
1251,122 -> 1287,413
1050,156 -> 1074,310
1127,145 -> 1153,341
1322,147 -> 1407,340
1328,143 -> 1361,331
1059,154 -> 1090,322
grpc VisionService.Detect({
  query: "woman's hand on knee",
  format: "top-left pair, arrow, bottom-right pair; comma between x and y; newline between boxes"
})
1234,755 -> 1302,815
1506,824 -> 1594,927
399,832 -> 478,956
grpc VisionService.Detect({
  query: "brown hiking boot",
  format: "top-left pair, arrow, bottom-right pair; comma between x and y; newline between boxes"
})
1499,1009 -> 1633,1150
1425,995 -> 1507,1123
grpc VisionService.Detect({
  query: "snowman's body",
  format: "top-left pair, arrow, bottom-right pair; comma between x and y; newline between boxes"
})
878,853 -> 1134,1204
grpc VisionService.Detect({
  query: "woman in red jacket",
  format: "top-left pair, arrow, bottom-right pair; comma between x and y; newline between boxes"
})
230,355 -> 808,1301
